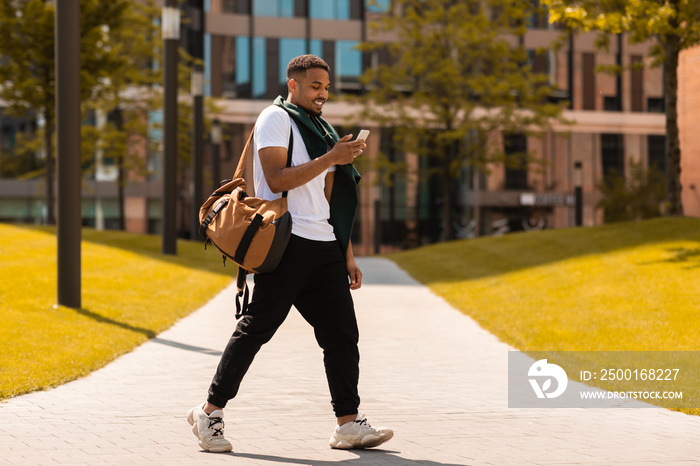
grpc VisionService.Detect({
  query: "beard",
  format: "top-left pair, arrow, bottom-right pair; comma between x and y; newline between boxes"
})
301,103 -> 322,117
296,97 -> 323,117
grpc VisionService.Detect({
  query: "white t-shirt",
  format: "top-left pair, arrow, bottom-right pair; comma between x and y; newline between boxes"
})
253,105 -> 336,242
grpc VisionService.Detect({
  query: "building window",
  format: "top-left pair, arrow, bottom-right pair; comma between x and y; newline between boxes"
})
253,37 -> 267,98
254,0 -> 294,17
647,97 -> 665,113
279,38 -> 307,85
648,135 -> 666,174
603,96 -> 621,111
236,37 -> 252,97
211,36 -> 251,98
335,40 -> 363,91
630,55 -> 643,112
582,53 -> 596,110
601,133 -> 624,178
365,0 -> 389,12
310,0 -> 350,19
222,0 -> 251,14
310,39 -> 323,59
504,133 -> 528,190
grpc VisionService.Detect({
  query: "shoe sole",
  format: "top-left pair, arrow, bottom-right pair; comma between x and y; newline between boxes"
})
330,431 -> 394,450
186,407 -> 233,453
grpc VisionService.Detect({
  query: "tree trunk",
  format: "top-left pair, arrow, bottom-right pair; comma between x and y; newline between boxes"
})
114,107 -> 126,230
664,17 -> 683,215
441,142 -> 456,241
44,116 -> 55,225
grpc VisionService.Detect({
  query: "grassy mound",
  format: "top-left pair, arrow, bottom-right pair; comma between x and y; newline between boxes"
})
0,225 -> 233,400
388,217 -> 700,413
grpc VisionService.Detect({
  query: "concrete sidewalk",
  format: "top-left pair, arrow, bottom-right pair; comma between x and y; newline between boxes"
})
1,257 -> 698,465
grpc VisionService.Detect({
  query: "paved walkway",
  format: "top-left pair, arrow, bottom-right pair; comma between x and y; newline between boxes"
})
1,258 -> 698,465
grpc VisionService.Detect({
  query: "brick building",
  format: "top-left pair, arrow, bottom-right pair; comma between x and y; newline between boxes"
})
678,45 -> 700,218
2,0 -> 696,254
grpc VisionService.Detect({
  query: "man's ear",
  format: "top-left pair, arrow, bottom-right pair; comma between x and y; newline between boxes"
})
288,78 -> 297,94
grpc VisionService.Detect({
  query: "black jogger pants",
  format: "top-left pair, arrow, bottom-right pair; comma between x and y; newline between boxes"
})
207,234 -> 360,417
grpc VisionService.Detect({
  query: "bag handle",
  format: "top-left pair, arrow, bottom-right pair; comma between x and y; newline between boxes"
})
232,127 -> 255,180
232,123 -> 294,197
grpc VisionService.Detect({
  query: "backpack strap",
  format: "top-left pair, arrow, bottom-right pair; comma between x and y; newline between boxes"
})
233,125 -> 293,320
281,124 -> 294,197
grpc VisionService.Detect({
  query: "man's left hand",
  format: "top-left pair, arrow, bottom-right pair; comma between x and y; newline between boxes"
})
347,257 -> 362,290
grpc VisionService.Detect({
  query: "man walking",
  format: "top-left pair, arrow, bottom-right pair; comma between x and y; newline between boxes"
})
187,54 -> 393,453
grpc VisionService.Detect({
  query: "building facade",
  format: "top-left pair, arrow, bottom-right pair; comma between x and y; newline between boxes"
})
202,0 -> 669,254
2,0 -> 696,255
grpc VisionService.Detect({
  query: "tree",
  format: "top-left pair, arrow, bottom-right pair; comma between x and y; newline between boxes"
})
542,0 -> 700,216
88,0 -> 162,230
596,161 -> 667,222
356,0 -> 568,241
0,0 -> 129,224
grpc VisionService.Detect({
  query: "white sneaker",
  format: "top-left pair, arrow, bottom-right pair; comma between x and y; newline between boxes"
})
329,414 -> 394,449
186,404 -> 233,453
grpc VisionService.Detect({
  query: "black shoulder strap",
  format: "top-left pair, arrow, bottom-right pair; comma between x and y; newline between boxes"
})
282,124 -> 294,198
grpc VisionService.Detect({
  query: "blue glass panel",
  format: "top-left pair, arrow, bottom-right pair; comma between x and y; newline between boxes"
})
310,39 -> 323,59
254,0 -> 293,17
279,38 -> 307,83
254,0 -> 278,16
280,0 -> 294,17
365,0 -> 389,12
253,37 -> 266,97
204,34 -> 211,96
335,40 -> 362,78
337,0 -> 350,19
310,0 -> 334,19
236,36 -> 251,85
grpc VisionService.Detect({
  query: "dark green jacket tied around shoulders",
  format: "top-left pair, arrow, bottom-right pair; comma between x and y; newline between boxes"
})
274,96 -> 361,257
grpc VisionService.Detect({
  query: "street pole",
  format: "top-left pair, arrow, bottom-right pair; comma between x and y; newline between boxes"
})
191,64 -> 204,239
162,2 -> 180,255
190,0 -> 204,240
55,0 -> 82,309
574,161 -> 583,226
210,119 -> 222,187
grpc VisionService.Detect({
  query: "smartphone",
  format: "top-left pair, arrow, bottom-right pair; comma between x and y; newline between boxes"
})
356,130 -> 370,142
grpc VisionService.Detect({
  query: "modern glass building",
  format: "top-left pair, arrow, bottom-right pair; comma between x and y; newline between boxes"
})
2,0 -> 690,252
201,0 -> 668,253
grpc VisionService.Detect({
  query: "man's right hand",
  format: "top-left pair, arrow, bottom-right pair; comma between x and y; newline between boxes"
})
327,134 -> 366,165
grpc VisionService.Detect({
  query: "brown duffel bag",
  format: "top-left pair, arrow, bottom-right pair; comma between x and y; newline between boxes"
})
199,126 -> 293,317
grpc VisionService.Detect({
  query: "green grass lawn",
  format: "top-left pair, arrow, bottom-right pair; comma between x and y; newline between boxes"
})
0,224 -> 233,400
388,216 -> 700,413
3,217 -> 699,411
389,217 -> 700,352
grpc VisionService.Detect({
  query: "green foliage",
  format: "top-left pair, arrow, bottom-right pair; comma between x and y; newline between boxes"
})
85,0 -> 162,186
0,130 -> 43,178
355,0 -> 568,239
0,0 -> 136,223
541,0 -> 700,216
0,0 -> 132,118
596,161 -> 667,223
543,0 -> 700,62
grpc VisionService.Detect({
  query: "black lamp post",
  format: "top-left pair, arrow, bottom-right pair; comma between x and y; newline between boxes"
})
55,0 -> 81,308
574,161 -> 583,226
210,119 -> 222,186
162,1 -> 179,254
191,65 -> 204,239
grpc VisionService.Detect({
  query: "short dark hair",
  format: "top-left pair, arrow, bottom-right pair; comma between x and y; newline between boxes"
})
286,54 -> 330,82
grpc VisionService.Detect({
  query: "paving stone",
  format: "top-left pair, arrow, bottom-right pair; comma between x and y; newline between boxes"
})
1,258 -> 699,465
